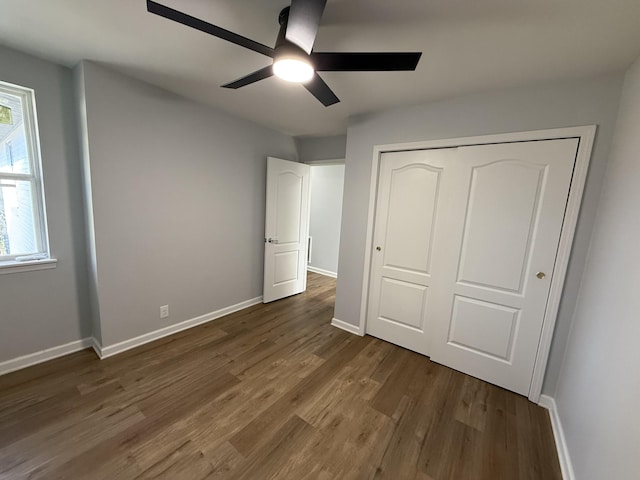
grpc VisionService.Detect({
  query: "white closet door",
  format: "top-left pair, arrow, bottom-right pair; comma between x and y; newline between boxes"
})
430,139 -> 578,395
366,148 -> 456,355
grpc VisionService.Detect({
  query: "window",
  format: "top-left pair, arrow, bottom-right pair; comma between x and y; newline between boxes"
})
0,80 -> 50,266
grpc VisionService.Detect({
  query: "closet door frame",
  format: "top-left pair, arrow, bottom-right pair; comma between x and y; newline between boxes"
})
359,126 -> 596,403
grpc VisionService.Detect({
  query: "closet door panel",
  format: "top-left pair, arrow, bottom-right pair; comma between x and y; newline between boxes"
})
366,148 -> 456,356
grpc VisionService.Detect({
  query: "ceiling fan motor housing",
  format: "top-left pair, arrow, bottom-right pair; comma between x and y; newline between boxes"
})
273,6 -> 314,80
275,7 -> 309,61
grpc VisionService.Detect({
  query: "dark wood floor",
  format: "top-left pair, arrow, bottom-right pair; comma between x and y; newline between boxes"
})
0,272 -> 561,479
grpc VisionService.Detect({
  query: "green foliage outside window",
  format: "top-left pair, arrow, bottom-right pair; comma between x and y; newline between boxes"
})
0,106 -> 12,125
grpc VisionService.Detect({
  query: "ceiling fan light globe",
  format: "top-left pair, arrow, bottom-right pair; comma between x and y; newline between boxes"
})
273,58 -> 314,83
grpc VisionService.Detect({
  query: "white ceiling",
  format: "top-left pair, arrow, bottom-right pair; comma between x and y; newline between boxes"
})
1,0 -> 639,137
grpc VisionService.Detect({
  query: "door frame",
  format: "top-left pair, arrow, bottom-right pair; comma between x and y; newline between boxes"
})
305,159 -> 346,279
359,126 -> 596,402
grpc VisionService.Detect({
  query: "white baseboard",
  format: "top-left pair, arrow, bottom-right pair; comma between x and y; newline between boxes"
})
0,338 -> 93,376
94,296 -> 263,359
307,266 -> 337,278
539,394 -> 575,480
90,337 -> 103,359
331,317 -> 364,336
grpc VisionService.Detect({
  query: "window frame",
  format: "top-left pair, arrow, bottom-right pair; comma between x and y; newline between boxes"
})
0,80 -> 51,266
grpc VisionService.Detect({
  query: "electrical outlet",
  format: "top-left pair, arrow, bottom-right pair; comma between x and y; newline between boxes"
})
160,305 -> 169,319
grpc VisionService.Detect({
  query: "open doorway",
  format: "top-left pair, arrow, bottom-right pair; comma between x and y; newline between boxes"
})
307,161 -> 345,278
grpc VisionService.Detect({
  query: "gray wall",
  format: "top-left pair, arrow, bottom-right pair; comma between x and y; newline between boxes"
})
309,164 -> 345,275
77,61 -> 297,347
335,74 -> 623,395
0,46 -> 90,362
73,63 -> 102,344
554,56 -> 640,479
296,135 -> 347,162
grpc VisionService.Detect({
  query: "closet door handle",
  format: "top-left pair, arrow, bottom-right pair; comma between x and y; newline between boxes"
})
376,246 -> 382,252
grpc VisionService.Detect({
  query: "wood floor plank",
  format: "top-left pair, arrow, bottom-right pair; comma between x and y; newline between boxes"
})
228,335 -> 372,457
0,272 -> 562,479
373,396 -> 429,479
0,380 -> 125,449
479,387 -> 521,480
1,405 -> 146,478
297,339 -> 391,428
232,415 -> 316,480
199,441 -> 244,479
134,440 -> 214,480
455,375 -> 490,432
370,348 -> 426,417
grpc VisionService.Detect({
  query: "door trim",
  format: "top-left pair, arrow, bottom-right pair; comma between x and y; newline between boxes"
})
359,126 -> 596,402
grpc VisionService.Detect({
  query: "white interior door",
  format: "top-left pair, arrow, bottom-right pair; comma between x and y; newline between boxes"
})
430,139 -> 578,395
263,157 -> 310,303
366,148 -> 456,355
366,138 -> 579,395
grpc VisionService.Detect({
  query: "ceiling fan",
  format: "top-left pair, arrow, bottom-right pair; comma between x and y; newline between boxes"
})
146,0 -> 422,106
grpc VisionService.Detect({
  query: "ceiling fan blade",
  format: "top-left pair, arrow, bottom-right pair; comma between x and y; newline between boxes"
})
147,0 -> 274,57
311,52 -> 422,71
285,0 -> 327,54
221,66 -> 274,89
304,73 -> 339,107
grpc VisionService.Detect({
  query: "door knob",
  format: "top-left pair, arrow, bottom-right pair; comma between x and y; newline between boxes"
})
536,272 -> 546,279
376,246 -> 382,251
267,238 -> 279,244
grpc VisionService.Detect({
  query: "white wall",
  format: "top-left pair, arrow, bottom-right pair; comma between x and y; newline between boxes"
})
0,46 -> 90,363
76,61 -> 297,347
335,74 -> 624,395
309,164 -> 345,275
554,56 -> 640,479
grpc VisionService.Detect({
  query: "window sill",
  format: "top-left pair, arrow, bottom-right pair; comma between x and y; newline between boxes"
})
0,258 -> 57,275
